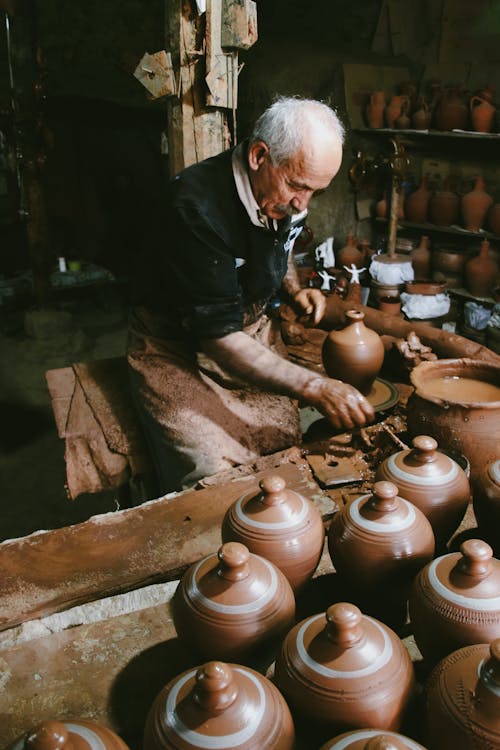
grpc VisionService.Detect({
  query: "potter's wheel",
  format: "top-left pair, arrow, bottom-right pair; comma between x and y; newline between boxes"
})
366,377 -> 400,412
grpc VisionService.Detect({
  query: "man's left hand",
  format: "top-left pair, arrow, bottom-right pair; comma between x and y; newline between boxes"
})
293,288 -> 326,326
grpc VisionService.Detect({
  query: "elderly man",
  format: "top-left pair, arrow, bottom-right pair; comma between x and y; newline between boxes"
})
128,96 -> 374,493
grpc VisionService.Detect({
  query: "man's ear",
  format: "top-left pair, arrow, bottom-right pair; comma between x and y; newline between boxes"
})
248,140 -> 269,172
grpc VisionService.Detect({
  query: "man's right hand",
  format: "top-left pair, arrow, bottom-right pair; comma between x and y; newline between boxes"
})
302,375 -> 375,430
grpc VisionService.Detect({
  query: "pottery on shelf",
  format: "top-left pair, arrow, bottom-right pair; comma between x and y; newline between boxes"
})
406,358 -> 500,487
409,538 -> 500,666
411,99 -> 432,130
366,91 -> 386,129
327,481 -> 435,626
470,92 -> 496,133
322,309 -> 385,396
337,234 -> 364,269
461,176 -> 494,232
376,193 -> 388,219
172,542 -> 295,662
405,280 -> 447,295
143,661 -> 295,750
375,435 -> 470,550
409,235 -> 432,279
425,639 -> 500,750
385,95 -> 406,129
319,729 -> 428,749
221,474 -> 324,593
431,247 -> 468,274
488,203 -> 500,235
434,86 -> 469,131
405,177 -> 431,224
428,186 -> 460,226
473,459 -> 500,553
11,719 -> 130,750
464,239 -> 499,297
274,602 -> 415,735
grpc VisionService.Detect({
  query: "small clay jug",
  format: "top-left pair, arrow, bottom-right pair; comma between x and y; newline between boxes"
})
461,175 -> 494,232
425,639 -> 500,750
360,238 -> 375,263
221,474 -> 324,593
428,184 -> 460,226
470,93 -> 496,133
172,542 -> 295,662
375,435 -> 471,551
322,309 -> 385,396
320,729 -> 428,749
143,661 -> 295,750
337,234 -> 364,268
395,99 -> 411,130
435,86 -> 469,131
274,602 -> 415,735
11,720 -> 130,750
464,239 -> 499,297
473,459 -> 500,553
409,539 -> 500,666
385,95 -> 405,129
328,481 -> 435,628
411,98 -> 432,130
405,176 -> 431,223
366,91 -> 386,129
410,235 -> 432,279
488,202 -> 500,235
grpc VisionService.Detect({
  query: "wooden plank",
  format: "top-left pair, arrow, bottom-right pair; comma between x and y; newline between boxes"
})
0,453 -> 331,632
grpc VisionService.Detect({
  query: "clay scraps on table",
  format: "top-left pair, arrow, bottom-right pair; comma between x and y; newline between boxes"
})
394,331 -> 438,369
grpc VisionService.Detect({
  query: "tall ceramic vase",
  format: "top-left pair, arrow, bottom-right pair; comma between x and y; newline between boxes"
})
410,235 -> 432,279
464,239 -> 499,297
461,175 -> 493,232
405,175 -> 431,223
322,309 -> 385,395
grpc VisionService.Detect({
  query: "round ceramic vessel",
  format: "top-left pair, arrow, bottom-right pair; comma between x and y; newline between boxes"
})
221,475 -> 325,593
473,459 -> 500,553
172,542 -> 295,662
143,661 -> 295,750
409,539 -> 500,666
11,719 -> 129,750
319,729 -> 428,749
425,639 -> 500,750
274,602 -> 415,734
375,435 -> 470,550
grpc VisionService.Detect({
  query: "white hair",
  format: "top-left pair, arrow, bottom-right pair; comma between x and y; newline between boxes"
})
249,96 -> 345,166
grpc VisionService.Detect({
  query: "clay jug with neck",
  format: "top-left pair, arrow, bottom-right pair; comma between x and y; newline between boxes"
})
322,309 -> 385,395
405,175 -> 431,223
464,238 -> 499,297
470,92 -> 496,133
410,235 -> 432,279
435,86 -> 469,131
366,90 -> 385,128
385,95 -> 405,128
337,233 -> 364,268
461,175 -> 493,231
412,98 -> 432,130
395,99 -> 411,129
429,179 -> 460,226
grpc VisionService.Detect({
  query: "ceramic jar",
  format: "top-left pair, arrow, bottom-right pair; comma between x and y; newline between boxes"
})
410,236 -> 432,279
221,474 -> 324,593
435,87 -> 469,131
473,460 -> 500,553
378,296 -> 402,316
10,720 -> 130,750
274,602 -> 415,736
431,247 -> 467,274
488,203 -> 500,235
143,660 -> 295,750
470,93 -> 496,133
405,177 -> 431,224
410,538 -> 500,665
385,96 -> 406,128
375,435 -> 470,551
424,639 -> 500,750
320,729 -> 428,749
328,481 -> 434,627
461,176 -> 494,232
172,542 -> 295,662
406,358 -> 500,487
366,91 -> 386,129
322,309 -> 385,396
337,234 -> 364,269
464,239 -> 499,297
428,188 -> 460,226
411,99 -> 432,130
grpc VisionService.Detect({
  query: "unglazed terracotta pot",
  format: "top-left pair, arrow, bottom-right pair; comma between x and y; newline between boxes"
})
375,435 -> 470,550
320,729 -> 428,749
406,359 -> 500,487
143,661 -> 295,750
221,474 -> 324,593
473,460 -> 500,553
424,639 -> 500,749
385,96 -> 406,129
461,176 -> 493,232
337,234 -> 364,269
428,189 -> 460,226
172,542 -> 295,662
405,178 -> 431,224
488,203 -> 500,235
274,602 -> 415,735
366,91 -> 386,129
10,720 -> 130,750
410,236 -> 431,279
409,539 -> 500,666
322,309 -> 385,395
328,481 -> 434,626
464,239 -> 499,297
470,94 -> 496,133
431,247 -> 467,274
434,87 -> 469,131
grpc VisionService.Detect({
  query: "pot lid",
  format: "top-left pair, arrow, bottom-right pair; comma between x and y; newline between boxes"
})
320,729 -> 427,749
347,482 -> 418,532
384,436 -> 460,485
232,475 -> 313,531
15,720 -> 129,750
425,539 -> 500,608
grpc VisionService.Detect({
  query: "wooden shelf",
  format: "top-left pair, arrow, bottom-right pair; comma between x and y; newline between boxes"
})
354,127 -> 500,141
374,217 -> 499,242
448,287 -> 496,306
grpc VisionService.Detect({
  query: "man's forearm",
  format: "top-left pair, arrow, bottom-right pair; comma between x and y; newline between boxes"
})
281,253 -> 302,298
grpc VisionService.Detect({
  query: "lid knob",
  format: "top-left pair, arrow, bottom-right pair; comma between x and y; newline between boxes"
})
259,475 -> 287,506
411,435 -> 438,464
25,722 -> 69,750
369,481 -> 399,513
365,736 -> 407,750
193,661 -> 238,713
457,539 -> 492,579
325,602 -> 364,648
217,542 -> 250,581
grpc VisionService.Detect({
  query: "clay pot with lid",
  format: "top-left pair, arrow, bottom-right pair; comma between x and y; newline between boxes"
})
473,459 -> 500,553
274,602 -> 415,736
172,542 -> 295,662
221,474 -> 324,593
328,481 -> 435,627
143,660 -> 295,750
320,729 -> 428,749
10,720 -> 130,750
375,435 -> 470,551
424,639 -> 500,749
409,539 -> 500,666
322,309 -> 385,396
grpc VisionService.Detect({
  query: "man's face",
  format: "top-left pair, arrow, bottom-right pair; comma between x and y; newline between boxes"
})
247,135 -> 342,221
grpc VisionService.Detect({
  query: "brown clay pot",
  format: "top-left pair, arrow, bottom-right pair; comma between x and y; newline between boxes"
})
470,94 -> 496,133
464,239 -> 499,297
406,359 -> 500,488
327,481 -> 435,627
473,460 -> 500,553
376,194 -> 388,219
411,100 -> 432,130
410,235 -> 431,279
405,177 -> 431,224
274,602 -> 415,735
425,639 -> 500,750
405,280 -> 447,295
221,474 -> 325,593
172,542 -> 295,662
375,435 -> 470,551
337,234 -> 364,269
322,309 -> 385,396
378,296 -> 402,316
320,729 -> 428,749
428,189 -> 460,226
11,720 -> 130,750
366,91 -> 386,129
461,176 -> 494,232
385,96 -> 406,129
488,203 -> 500,235
409,539 -> 500,666
143,661 -> 295,750
431,247 -> 468,274
434,87 -> 469,131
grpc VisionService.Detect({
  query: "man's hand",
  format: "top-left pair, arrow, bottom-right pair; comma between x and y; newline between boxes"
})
302,375 -> 375,430
293,288 -> 326,326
